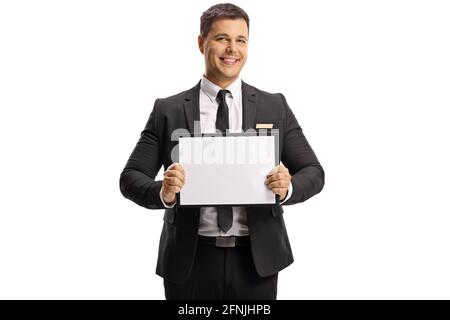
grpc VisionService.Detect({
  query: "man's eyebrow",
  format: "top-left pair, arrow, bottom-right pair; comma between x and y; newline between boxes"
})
213,33 -> 248,40
214,33 -> 229,38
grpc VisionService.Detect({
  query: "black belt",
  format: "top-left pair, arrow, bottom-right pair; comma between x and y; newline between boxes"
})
197,235 -> 250,248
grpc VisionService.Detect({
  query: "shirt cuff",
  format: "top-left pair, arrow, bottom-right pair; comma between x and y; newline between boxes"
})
160,188 -> 176,208
280,182 -> 293,205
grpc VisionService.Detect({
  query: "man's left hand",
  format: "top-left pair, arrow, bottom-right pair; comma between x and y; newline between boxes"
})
265,165 -> 291,201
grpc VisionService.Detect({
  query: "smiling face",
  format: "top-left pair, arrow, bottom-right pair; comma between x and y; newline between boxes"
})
198,18 -> 248,89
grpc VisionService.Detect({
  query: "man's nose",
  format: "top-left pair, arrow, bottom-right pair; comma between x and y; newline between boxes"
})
226,40 -> 238,53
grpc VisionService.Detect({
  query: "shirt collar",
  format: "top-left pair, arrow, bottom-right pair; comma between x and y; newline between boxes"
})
200,75 -> 242,102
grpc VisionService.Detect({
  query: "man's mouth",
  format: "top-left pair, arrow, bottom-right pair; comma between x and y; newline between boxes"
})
220,57 -> 240,65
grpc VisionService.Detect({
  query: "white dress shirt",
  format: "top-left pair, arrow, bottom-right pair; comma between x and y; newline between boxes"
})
160,76 -> 293,236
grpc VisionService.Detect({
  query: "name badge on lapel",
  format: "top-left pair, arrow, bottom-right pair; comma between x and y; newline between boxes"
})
255,123 -> 273,129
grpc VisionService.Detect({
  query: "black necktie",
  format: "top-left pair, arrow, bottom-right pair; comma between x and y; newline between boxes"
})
215,89 -> 233,232
215,89 -> 230,134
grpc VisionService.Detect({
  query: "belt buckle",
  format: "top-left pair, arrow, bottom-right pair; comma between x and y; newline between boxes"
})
215,236 -> 236,248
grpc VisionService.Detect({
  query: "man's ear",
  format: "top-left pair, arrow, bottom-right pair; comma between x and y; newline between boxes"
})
198,35 -> 204,54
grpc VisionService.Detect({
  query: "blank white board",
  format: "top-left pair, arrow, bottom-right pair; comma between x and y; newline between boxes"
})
178,135 -> 277,206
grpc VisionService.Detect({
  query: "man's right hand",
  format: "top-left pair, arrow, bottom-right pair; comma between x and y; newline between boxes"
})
161,163 -> 186,205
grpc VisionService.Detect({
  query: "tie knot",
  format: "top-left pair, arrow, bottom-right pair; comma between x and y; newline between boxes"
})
216,89 -> 230,103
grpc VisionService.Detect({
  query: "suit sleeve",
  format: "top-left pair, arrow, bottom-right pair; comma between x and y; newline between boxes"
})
119,99 -> 165,210
279,93 -> 325,205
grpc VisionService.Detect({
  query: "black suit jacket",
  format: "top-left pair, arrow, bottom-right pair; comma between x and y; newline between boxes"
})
120,81 -> 324,284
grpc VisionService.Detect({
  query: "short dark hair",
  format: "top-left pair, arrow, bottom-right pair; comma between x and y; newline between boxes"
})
200,3 -> 249,38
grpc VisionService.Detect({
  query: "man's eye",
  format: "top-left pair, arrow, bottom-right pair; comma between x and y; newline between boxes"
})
217,37 -> 226,41
238,39 -> 246,44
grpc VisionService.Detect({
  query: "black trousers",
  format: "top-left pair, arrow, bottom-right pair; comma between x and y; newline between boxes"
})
164,236 -> 278,300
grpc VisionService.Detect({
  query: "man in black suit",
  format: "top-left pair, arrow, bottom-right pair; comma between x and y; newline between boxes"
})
120,3 -> 324,299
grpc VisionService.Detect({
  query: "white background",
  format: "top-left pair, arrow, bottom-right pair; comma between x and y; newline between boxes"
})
1,0 -> 449,299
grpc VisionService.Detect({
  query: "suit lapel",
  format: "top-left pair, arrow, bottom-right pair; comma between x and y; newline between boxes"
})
183,81 -> 201,133
242,81 -> 257,131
